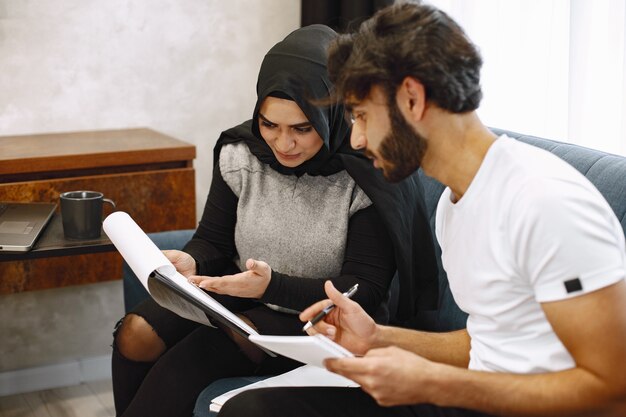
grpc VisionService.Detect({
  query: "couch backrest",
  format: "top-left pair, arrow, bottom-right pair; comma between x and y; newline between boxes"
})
407,128 -> 626,331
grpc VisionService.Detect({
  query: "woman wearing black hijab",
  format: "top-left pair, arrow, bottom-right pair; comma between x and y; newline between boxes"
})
111,25 -> 438,417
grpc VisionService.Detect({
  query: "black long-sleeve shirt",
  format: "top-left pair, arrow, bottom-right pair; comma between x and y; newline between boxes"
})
183,162 -> 395,317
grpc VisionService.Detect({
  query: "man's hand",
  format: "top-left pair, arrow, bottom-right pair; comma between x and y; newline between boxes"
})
163,250 -> 196,278
188,258 -> 271,299
299,280 -> 378,356
326,346 -> 443,407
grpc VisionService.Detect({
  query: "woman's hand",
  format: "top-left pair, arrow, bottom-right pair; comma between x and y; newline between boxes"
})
300,280 -> 379,356
162,250 -> 196,278
188,258 -> 272,299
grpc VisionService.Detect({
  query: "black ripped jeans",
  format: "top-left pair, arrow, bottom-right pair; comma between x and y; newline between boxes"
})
112,299 -> 301,417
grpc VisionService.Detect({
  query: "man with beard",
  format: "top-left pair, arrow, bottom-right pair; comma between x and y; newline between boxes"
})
217,2 -> 626,417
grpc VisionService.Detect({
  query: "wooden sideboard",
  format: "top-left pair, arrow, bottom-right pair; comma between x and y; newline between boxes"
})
0,128 -> 196,294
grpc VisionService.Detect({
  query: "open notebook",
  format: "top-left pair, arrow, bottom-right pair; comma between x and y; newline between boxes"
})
103,211 -> 354,366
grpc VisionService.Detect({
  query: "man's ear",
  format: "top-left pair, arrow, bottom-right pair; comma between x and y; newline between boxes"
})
396,76 -> 426,122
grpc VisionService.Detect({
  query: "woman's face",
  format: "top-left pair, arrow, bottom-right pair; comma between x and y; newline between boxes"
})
258,96 -> 324,167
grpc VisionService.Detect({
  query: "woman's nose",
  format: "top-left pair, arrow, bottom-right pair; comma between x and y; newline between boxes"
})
275,130 -> 296,152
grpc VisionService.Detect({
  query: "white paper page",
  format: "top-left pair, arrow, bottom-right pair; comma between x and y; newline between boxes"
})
103,211 -> 172,289
249,334 -> 353,368
103,211 -> 258,335
210,364 -> 358,412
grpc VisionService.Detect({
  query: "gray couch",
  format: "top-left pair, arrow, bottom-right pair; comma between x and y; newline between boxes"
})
122,128 -> 626,415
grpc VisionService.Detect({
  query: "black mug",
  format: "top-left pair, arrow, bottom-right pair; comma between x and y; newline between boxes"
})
60,191 -> 116,239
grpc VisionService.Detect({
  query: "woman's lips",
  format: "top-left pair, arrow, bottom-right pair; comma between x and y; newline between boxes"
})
276,150 -> 301,160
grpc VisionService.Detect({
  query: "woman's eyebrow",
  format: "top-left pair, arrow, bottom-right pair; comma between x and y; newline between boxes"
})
259,113 -> 311,128
258,113 -> 275,125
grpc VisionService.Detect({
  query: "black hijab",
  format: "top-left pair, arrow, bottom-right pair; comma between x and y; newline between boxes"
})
214,24 -> 438,320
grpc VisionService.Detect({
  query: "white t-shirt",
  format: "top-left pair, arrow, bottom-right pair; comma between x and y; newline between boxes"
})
435,135 -> 626,373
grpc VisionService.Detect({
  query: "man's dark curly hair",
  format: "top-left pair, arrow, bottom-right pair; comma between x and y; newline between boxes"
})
328,1 -> 483,113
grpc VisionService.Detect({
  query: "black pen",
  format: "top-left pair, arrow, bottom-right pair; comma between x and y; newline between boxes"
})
302,283 -> 359,331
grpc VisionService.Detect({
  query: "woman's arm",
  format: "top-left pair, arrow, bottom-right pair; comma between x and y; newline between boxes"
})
260,204 -> 396,315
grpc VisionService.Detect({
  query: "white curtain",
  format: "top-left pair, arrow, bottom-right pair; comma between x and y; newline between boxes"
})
428,0 -> 626,156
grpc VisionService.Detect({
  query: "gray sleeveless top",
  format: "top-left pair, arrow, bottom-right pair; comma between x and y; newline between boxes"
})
220,142 -> 372,312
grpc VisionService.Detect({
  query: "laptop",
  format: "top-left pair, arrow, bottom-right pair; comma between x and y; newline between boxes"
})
0,202 -> 56,252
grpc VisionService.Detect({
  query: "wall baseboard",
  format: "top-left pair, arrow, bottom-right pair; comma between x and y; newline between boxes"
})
0,354 -> 111,396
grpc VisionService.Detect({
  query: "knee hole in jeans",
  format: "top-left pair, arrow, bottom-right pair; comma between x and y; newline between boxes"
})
115,313 -> 166,362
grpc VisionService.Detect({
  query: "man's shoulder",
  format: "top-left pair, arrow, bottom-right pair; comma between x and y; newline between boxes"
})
493,135 -> 595,197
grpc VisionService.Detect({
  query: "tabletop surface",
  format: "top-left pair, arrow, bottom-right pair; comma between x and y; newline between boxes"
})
0,213 -> 115,262
0,128 -> 196,176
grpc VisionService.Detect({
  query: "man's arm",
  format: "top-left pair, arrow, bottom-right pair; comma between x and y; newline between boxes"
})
372,325 -> 470,368
301,281 -> 470,367
327,280 -> 626,416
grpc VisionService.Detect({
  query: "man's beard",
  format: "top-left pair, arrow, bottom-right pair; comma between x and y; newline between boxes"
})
367,102 -> 428,183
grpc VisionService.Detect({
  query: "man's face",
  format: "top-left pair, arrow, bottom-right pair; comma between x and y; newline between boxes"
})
348,86 -> 427,182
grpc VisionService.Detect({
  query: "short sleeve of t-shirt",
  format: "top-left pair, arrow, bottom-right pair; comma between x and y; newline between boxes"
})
510,177 -> 626,302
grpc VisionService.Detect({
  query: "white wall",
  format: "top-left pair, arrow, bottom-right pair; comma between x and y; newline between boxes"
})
0,0 -> 301,217
0,0 -> 300,385
431,0 -> 626,156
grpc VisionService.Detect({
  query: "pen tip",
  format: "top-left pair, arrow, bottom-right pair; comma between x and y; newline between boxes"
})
302,322 -> 312,332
